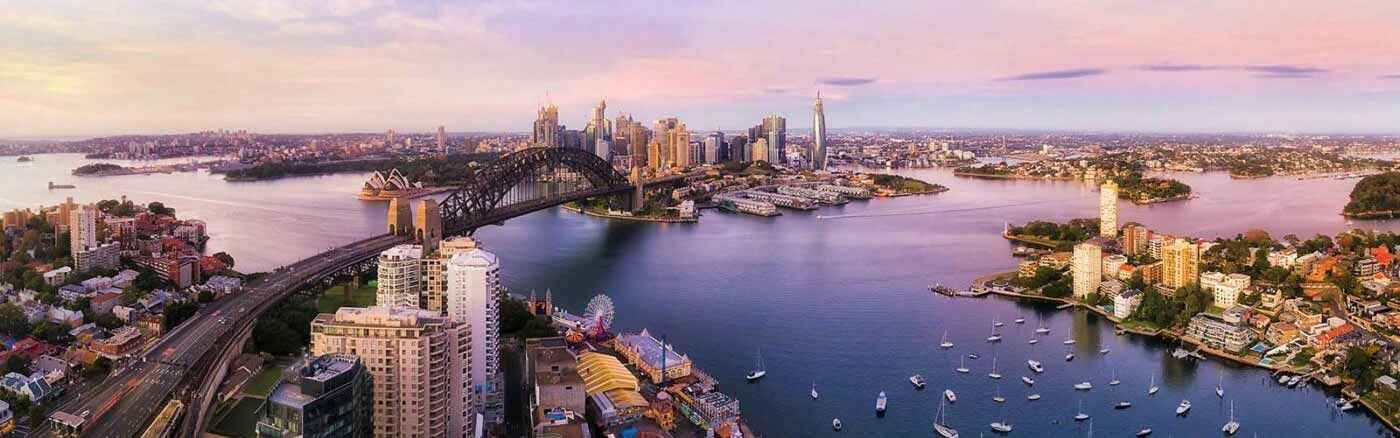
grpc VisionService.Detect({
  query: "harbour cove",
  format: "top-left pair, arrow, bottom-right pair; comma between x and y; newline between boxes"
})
3,155 -> 1400,436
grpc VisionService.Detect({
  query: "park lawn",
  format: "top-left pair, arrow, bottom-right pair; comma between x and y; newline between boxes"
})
318,280 -> 378,314
244,367 -> 284,398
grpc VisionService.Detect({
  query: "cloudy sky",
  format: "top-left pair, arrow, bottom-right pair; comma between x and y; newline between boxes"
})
4,0 -> 1400,136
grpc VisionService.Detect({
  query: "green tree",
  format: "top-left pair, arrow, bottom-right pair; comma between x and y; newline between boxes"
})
212,252 -> 236,269
0,303 -> 31,337
147,201 -> 172,215
198,290 -> 215,303
163,301 -> 199,330
4,355 -> 28,374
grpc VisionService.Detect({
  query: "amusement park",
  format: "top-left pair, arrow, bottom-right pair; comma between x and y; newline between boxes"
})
527,293 -> 755,438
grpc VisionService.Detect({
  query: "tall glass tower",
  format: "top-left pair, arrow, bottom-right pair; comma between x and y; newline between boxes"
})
811,91 -> 828,170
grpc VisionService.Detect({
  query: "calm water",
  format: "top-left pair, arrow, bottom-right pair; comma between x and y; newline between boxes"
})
4,154 -> 1398,437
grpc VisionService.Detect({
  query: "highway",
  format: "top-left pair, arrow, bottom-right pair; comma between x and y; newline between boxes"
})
41,233 -> 406,437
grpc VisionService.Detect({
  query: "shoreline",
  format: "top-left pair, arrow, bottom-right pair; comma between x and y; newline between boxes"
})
875,186 -> 950,197
1343,209 -> 1400,219
951,171 -> 1077,181
560,204 -> 698,223
1128,192 -> 1193,205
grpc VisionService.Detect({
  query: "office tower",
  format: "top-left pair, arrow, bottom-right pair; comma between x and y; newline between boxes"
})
385,129 -> 396,145
646,138 -> 662,170
751,138 -> 770,163
704,132 -> 722,164
619,117 -> 649,164
1072,241 -> 1103,298
531,102 -> 561,147
1162,238 -> 1200,289
670,121 -> 691,168
310,307 -> 472,438
413,200 -> 441,254
763,114 -> 787,164
444,241 -> 503,425
376,244 -> 423,309
586,100 -> 609,153
436,126 -> 446,154
257,354 -> 374,438
811,91 -> 828,169
1100,180 -> 1119,238
729,135 -> 747,163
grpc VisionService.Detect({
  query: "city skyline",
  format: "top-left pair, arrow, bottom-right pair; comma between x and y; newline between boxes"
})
6,1 -> 1400,137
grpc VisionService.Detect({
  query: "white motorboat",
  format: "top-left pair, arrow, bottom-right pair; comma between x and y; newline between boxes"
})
1027,360 -> 1044,374
1074,382 -> 1093,390
1222,401 -> 1240,435
1216,373 -> 1224,398
1027,393 -> 1041,401
812,382 -> 819,399
993,316 -> 1004,328
1114,401 -> 1132,409
988,357 -> 1002,379
945,389 -> 957,403
1063,339 -> 1076,345
875,391 -> 888,413
1099,348 -> 1110,355
990,421 -> 1012,433
746,349 -> 766,381
986,334 -> 1003,342
832,418 -> 842,431
1028,338 -> 1038,345
1022,376 -> 1035,386
1176,399 -> 1191,415
1136,428 -> 1152,436
911,374 -> 928,389
1065,352 -> 1075,361
1288,375 -> 1302,387
1278,375 -> 1290,385
1340,400 -> 1355,411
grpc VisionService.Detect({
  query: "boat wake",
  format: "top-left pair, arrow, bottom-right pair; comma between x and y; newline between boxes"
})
816,198 -> 1078,220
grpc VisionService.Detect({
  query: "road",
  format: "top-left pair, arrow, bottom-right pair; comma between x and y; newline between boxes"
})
39,233 -> 406,437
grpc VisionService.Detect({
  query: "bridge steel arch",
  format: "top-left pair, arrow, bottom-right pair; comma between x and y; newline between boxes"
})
439,146 -> 634,235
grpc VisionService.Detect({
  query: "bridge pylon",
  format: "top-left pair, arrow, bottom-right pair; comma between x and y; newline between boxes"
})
630,166 -> 645,213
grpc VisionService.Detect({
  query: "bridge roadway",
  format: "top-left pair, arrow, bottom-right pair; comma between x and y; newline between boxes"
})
43,233 -> 407,438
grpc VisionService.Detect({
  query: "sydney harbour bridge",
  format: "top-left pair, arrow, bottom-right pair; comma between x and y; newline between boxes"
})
45,147 -> 692,437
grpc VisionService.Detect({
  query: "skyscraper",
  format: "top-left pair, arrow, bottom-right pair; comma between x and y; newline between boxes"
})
436,125 -> 446,154
763,114 -> 787,164
704,132 -> 723,164
420,236 -> 482,314
751,138 -> 770,163
69,204 -> 96,259
530,102 -> 561,147
1100,180 -> 1119,238
444,239 -> 504,426
256,354 -> 374,438
586,100 -> 608,153
310,307 -> 472,438
811,91 -> 828,170
376,244 -> 423,309
1072,241 -> 1103,298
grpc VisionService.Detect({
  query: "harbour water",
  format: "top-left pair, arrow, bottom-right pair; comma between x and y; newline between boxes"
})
3,154 -> 1398,436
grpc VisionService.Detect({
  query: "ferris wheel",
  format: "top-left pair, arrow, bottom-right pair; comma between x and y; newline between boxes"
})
583,294 -> 615,337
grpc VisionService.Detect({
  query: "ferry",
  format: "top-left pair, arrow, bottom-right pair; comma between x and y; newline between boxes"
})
875,391 -> 888,414
832,418 -> 842,431
1176,400 -> 1191,415
1074,382 -> 1093,391
945,389 -> 957,402
910,374 -> 928,389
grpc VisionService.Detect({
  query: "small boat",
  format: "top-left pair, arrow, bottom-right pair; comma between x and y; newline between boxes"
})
988,358 -> 1002,379
1147,373 -> 1159,395
746,349 -> 767,381
956,356 -> 970,374
1063,339 -> 1076,345
935,398 -> 959,438
1074,399 -> 1090,421
1074,382 -> 1093,390
986,334 -> 1003,342
1109,369 -> 1120,386
992,385 -> 1006,403
832,418 -> 842,431
990,417 -> 1013,433
1176,399 -> 1191,415
994,316 -> 1005,328
1027,393 -> 1041,401
1099,348 -> 1110,355
875,391 -> 888,414
1035,326 -> 1051,335
1035,315 -> 1050,334
1278,375 -> 1290,385
1115,401 -> 1132,409
1222,401 -> 1240,435
1022,376 -> 1035,386
940,331 -> 954,349
1027,360 -> 1044,374
812,382 -> 820,399
1288,375 -> 1302,387
1014,316 -> 1026,324
1065,352 -> 1075,361
968,353 -> 981,360
1216,374 -> 1225,398
1027,338 -> 1038,345
1340,400 -> 1355,411
945,389 -> 957,402
911,374 -> 928,389
1136,428 -> 1152,436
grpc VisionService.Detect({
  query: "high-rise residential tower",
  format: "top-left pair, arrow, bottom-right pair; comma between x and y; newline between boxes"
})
376,244 -> 423,309
811,91 -> 828,170
444,240 -> 504,426
1100,180 -> 1119,238
1072,241 -> 1103,299
763,114 -> 787,164
1162,238 -> 1200,289
310,307 -> 472,438
436,125 -> 446,154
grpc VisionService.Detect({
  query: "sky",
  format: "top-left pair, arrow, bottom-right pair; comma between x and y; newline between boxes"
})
4,0 -> 1400,137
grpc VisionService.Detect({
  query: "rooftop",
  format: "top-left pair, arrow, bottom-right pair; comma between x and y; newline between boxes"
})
617,329 -> 690,369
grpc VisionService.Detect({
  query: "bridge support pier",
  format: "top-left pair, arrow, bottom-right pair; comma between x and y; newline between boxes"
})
630,166 -> 645,213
